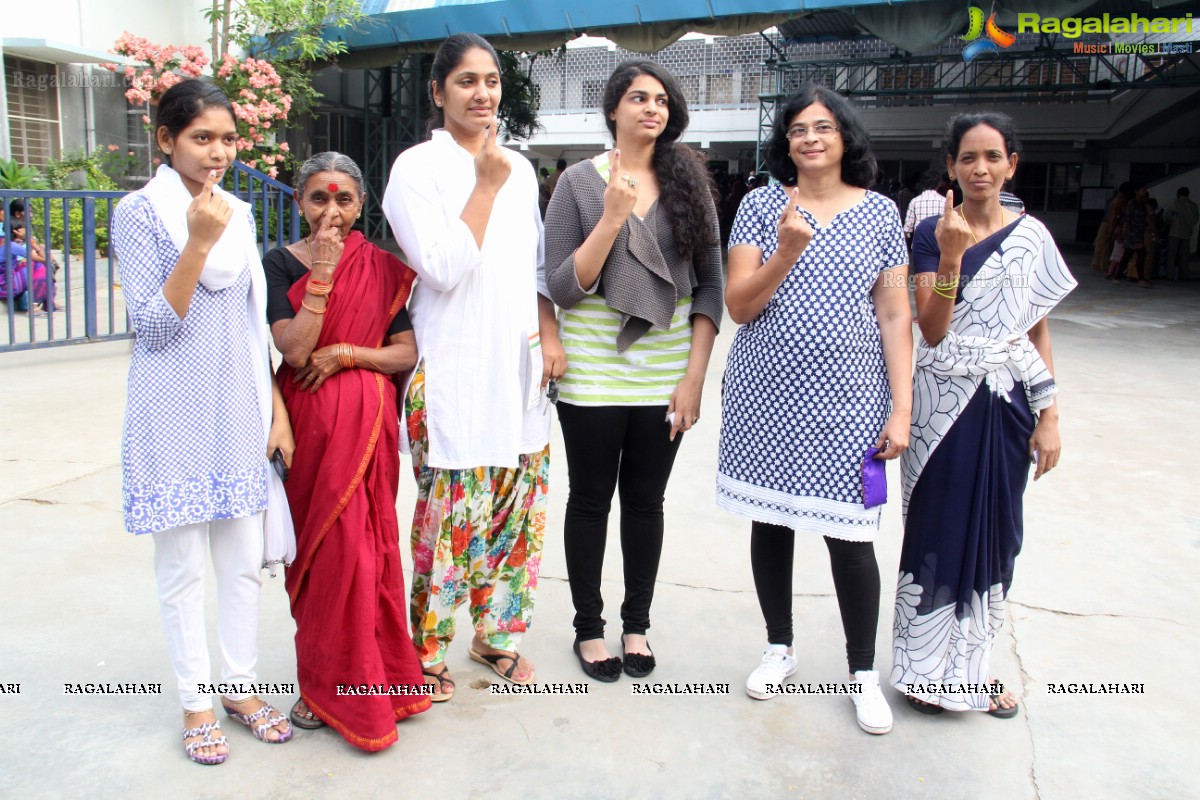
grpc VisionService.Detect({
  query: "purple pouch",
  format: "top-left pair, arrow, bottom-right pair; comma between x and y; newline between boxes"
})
862,447 -> 887,509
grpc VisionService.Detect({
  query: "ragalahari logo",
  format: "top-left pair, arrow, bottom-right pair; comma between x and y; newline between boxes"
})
961,6 -> 1016,62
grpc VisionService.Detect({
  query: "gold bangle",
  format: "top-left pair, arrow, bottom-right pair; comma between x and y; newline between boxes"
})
337,342 -> 356,369
300,299 -> 326,314
312,259 -> 337,267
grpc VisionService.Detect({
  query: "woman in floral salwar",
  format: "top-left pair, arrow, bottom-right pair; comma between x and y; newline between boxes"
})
892,112 -> 1076,718
382,33 -> 564,699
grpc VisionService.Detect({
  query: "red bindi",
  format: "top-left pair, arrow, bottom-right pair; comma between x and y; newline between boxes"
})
327,183 -> 339,192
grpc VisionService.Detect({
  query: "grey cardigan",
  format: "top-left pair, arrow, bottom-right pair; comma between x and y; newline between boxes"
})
544,160 -> 724,353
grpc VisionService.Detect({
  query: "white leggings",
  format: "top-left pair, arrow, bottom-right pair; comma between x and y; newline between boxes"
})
152,513 -> 264,710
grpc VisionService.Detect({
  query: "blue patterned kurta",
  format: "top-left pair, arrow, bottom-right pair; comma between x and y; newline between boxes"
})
716,186 -> 907,541
113,193 -> 268,535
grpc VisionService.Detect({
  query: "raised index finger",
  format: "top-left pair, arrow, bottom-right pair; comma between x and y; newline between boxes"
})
944,189 -> 955,217
780,187 -> 798,222
199,169 -> 219,201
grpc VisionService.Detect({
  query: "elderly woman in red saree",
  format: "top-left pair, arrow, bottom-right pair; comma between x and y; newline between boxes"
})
264,152 -> 430,751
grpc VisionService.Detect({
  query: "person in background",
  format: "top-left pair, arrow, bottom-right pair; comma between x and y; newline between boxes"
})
998,190 -> 1025,215
1166,187 -> 1199,280
1093,183 -> 1132,272
539,157 -> 568,217
904,169 -> 948,247
1109,185 -> 1150,286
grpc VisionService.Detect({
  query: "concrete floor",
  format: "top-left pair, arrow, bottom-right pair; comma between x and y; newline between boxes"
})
1,254 -> 1197,799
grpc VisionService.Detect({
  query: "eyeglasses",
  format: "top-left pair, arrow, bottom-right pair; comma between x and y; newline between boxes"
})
786,123 -> 839,140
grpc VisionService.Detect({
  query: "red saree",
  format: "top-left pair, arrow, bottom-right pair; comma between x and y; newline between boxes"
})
278,231 -> 428,751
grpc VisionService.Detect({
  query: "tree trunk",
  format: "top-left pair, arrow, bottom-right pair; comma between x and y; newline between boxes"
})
221,0 -> 232,58
210,0 -> 219,68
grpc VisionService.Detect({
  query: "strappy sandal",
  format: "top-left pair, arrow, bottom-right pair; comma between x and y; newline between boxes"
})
222,698 -> 293,743
288,698 -> 326,730
422,664 -> 456,702
469,646 -> 534,685
182,717 -> 228,765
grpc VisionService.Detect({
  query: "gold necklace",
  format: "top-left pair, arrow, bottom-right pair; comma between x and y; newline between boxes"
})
958,206 -> 980,244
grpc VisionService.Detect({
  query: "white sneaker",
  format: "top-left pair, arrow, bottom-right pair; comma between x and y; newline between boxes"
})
850,670 -> 893,734
745,645 -> 798,700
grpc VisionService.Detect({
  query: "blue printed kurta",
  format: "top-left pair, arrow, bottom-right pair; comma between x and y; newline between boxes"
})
716,186 -> 907,541
112,193 -> 267,535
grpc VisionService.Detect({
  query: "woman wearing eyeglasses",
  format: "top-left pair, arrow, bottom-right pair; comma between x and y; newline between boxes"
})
719,85 -> 912,734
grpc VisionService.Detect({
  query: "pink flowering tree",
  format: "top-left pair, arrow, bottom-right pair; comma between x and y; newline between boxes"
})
103,32 -> 292,179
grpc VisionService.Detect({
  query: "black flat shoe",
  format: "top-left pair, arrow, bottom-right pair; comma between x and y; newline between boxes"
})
620,634 -> 656,678
573,639 -> 622,682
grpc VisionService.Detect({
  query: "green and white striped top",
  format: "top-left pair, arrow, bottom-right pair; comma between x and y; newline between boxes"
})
557,295 -> 693,406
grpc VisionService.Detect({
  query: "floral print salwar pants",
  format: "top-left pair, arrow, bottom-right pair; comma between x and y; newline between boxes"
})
405,363 -> 550,667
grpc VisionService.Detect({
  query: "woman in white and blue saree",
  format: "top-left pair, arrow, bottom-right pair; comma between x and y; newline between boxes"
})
891,113 -> 1076,718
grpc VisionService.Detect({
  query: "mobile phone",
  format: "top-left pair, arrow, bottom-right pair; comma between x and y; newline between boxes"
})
271,448 -> 289,482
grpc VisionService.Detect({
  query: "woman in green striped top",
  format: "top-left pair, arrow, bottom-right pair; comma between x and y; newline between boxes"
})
544,60 -> 724,682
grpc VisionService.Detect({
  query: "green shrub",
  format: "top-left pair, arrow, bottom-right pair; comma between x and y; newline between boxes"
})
27,198 -> 111,255
0,158 -> 48,189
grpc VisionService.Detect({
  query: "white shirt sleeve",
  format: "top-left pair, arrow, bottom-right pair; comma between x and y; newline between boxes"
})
382,147 -> 482,292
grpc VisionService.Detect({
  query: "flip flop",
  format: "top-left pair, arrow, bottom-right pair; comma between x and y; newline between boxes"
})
987,693 -> 1020,719
469,646 -> 534,685
422,665 -> 456,702
289,698 -> 326,730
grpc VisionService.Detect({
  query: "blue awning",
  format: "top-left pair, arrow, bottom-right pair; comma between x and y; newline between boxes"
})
330,0 -> 917,61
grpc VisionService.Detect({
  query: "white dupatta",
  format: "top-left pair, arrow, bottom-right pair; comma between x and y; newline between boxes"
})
141,164 -> 295,575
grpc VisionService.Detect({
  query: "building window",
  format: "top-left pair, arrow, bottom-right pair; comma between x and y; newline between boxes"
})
580,79 -> 604,111
975,61 -> 1014,87
1013,162 -> 1048,212
676,75 -> 700,106
740,71 -> 762,103
1011,162 -> 1081,213
4,57 -> 61,169
1047,163 -> 1081,211
705,73 -> 733,105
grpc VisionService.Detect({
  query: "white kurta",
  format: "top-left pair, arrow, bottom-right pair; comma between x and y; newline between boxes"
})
382,130 -> 550,469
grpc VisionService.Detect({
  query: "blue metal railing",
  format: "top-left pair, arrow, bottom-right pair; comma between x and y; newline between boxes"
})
227,161 -> 302,253
1,162 -> 297,353
1,189 -> 129,352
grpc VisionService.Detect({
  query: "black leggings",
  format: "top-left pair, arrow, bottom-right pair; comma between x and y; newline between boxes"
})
556,402 -> 683,641
750,521 -> 880,673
